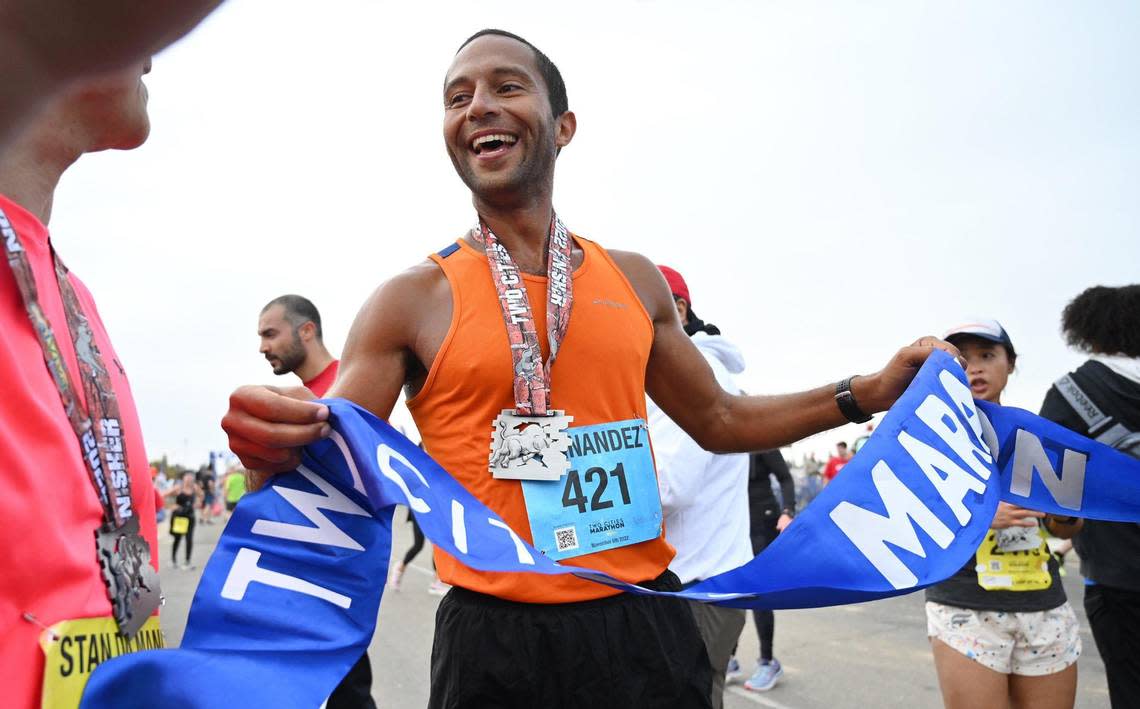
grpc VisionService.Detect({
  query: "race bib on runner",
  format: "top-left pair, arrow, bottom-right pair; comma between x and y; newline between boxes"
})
974,525 -> 1052,591
40,615 -> 164,708
521,419 -> 662,561
171,515 -> 190,535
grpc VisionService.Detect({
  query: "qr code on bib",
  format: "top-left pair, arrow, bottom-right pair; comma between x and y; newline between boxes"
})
554,526 -> 579,552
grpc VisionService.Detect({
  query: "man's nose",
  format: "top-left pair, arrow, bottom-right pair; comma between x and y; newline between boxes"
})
466,84 -> 500,121
259,341 -> 270,354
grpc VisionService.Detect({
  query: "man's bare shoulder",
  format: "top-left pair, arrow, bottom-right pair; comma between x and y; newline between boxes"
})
393,257 -> 448,287
347,258 -> 449,340
604,249 -> 673,322
370,258 -> 448,306
605,249 -> 657,277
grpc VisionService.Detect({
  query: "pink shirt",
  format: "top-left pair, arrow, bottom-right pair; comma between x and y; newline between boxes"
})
0,195 -> 158,708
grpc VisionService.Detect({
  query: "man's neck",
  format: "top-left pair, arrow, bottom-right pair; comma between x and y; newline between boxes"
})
0,125 -> 82,224
296,346 -> 335,385
473,195 -> 555,275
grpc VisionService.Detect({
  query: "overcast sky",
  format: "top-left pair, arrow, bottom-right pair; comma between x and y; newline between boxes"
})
45,1 -> 1139,467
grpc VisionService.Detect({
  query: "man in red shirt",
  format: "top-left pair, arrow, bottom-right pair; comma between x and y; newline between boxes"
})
256,294 -> 370,707
822,441 -> 853,485
0,61 -> 161,708
258,294 -> 339,397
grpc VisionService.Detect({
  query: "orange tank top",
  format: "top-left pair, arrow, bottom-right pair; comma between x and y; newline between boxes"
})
407,234 -> 675,603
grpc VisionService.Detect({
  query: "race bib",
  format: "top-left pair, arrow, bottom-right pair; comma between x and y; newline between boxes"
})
521,419 -> 662,561
40,615 -> 164,708
171,515 -> 190,535
975,525 -> 1052,591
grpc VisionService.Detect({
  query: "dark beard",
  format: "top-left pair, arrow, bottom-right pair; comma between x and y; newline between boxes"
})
271,334 -> 306,375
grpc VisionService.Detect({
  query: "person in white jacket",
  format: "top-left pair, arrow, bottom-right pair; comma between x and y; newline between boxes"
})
648,266 -> 753,709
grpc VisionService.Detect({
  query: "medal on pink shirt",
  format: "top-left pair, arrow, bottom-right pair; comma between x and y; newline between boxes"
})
2,207 -> 161,638
478,215 -> 575,481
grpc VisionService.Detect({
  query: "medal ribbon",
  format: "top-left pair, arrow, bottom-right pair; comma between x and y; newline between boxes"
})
476,214 -> 573,416
1,212 -> 135,528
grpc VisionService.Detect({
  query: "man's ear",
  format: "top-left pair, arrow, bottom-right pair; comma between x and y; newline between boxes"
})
674,298 -> 689,325
555,110 -> 576,151
298,321 -> 316,342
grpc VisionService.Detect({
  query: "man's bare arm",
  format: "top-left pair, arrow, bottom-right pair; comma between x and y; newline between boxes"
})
610,250 -> 961,453
223,262 -> 444,475
326,265 -> 440,417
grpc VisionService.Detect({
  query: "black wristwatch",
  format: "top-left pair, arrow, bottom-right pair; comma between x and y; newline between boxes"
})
835,376 -> 872,424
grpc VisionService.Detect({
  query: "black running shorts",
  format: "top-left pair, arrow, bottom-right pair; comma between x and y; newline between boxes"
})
429,570 -> 713,709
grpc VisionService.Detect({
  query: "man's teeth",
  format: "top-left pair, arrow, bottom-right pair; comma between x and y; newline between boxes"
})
472,134 -> 518,152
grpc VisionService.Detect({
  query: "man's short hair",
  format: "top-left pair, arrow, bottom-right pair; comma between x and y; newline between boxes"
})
1062,285 -> 1140,358
457,29 -> 569,118
262,294 -> 323,340
837,442 -> 848,449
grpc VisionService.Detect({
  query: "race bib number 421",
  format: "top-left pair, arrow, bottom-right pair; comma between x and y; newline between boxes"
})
521,419 -> 662,561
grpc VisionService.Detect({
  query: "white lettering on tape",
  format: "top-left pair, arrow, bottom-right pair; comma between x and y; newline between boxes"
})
830,460 -> 955,589
1009,429 -> 1086,511
897,430 -> 986,526
915,395 -> 992,481
221,548 -> 351,608
377,444 -> 431,514
451,500 -> 468,554
252,465 -> 370,550
489,518 -> 535,565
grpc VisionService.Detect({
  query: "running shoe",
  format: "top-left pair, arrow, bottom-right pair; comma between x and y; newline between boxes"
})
725,656 -> 744,683
744,659 -> 783,692
427,579 -> 449,596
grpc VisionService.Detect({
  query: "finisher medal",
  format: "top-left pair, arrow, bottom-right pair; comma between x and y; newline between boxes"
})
3,206 -> 160,639
96,517 -> 163,636
489,409 -> 575,481
477,215 -> 575,481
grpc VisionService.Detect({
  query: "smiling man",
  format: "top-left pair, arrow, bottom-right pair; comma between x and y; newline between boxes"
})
223,29 -> 959,707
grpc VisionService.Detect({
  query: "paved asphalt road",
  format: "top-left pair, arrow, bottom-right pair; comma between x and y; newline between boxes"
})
158,512 -> 1109,709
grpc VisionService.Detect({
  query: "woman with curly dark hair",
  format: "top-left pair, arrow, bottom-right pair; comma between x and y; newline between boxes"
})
1061,285 -> 1140,361
1040,284 -> 1140,709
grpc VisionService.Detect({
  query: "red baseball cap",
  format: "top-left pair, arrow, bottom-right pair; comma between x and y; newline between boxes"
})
658,265 -> 691,304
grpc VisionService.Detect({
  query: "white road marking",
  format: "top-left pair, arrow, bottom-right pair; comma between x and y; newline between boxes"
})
726,686 -> 800,708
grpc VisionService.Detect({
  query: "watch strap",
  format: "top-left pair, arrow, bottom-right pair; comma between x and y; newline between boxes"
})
835,376 -> 872,424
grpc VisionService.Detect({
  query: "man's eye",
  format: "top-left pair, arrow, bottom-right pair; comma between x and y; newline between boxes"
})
447,94 -> 470,107
499,83 -> 522,93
